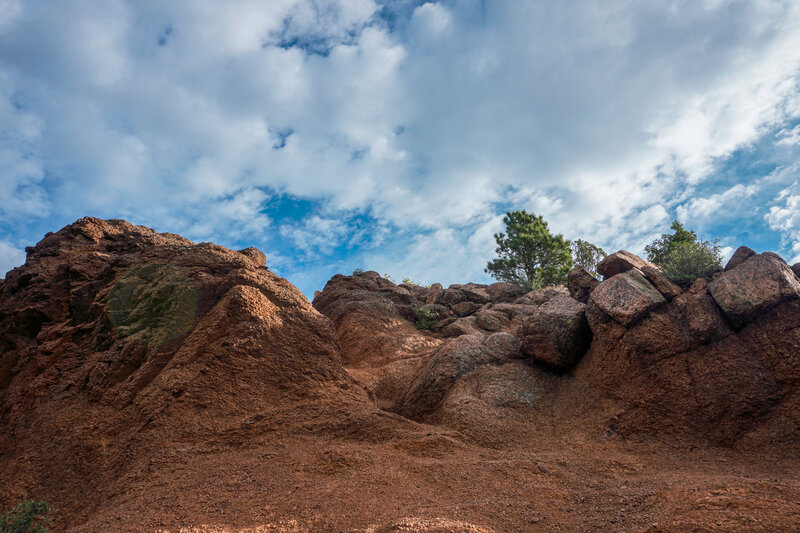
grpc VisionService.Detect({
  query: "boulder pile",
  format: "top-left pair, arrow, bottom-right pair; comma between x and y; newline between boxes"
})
315,247 -> 800,445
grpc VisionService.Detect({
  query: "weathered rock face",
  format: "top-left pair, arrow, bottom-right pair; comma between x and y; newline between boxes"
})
315,248 -> 800,450
573,256 -> 800,445
520,294 -> 590,369
708,252 -> 800,330
398,332 -> 521,420
793,262 -> 800,278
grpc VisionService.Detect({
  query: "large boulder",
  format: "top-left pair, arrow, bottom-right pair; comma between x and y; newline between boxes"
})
449,283 -> 492,304
520,294 -> 590,369
514,285 -> 569,306
451,301 -> 481,317
588,269 -> 666,327
475,307 -> 510,332
398,333 -> 520,420
725,245 -> 756,271
792,262 -> 800,279
486,282 -> 526,302
567,266 -> 600,303
709,253 -> 800,330
597,250 -> 681,299
596,250 -> 650,279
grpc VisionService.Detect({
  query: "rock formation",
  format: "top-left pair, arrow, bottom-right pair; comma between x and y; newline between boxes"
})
2,218 -> 800,532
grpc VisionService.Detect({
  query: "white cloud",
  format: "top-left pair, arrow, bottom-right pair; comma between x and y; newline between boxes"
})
765,182 -> 800,263
676,183 -> 759,225
1,0 -> 800,290
0,240 -> 25,278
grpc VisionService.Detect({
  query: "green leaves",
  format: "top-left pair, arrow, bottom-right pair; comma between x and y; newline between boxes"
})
571,239 -> 606,278
646,220 -> 722,287
485,210 -> 573,290
1,500 -> 54,533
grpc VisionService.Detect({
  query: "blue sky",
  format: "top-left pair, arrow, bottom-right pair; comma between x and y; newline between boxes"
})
1,0 -> 800,298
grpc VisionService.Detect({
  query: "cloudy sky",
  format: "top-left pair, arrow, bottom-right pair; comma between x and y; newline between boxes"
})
1,0 -> 800,297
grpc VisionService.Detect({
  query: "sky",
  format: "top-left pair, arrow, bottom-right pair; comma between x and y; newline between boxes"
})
1,0 -> 800,298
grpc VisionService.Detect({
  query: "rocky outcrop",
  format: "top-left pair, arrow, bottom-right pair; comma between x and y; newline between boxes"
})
3,220 -> 800,531
725,245 -> 756,271
709,252 -> 800,330
315,248 -> 800,450
791,262 -> 800,279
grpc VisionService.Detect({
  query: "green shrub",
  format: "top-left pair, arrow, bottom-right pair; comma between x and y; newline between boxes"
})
401,277 -> 417,286
352,268 -> 364,276
0,500 -> 55,533
413,306 -> 437,330
659,240 -> 722,288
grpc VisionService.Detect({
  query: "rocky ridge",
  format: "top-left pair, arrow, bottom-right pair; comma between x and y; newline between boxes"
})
2,218 -> 800,532
313,248 -> 800,446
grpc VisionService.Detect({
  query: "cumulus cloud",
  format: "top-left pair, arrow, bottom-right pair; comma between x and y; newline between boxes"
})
0,240 -> 25,278
1,0 -> 800,294
765,182 -> 800,263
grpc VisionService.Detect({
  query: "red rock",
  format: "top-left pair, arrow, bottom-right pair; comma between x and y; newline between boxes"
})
567,266 -> 600,303
450,283 -> 492,304
724,245 -> 756,271
486,282 -> 526,302
709,253 -> 800,329
792,262 -> 800,279
597,250 -> 681,299
475,307 -> 510,332
398,333 -> 519,420
237,246 -> 266,267
596,250 -> 651,279
520,294 -> 590,369
514,285 -> 569,306
451,301 -> 480,317
441,316 -> 482,337
589,269 -> 666,326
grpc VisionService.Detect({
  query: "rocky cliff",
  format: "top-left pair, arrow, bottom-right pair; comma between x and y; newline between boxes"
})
1,218 -> 799,532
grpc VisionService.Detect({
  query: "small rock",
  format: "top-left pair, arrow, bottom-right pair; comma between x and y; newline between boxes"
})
441,316 -> 481,337
451,301 -> 481,317
439,288 -> 467,306
567,266 -> 600,303
475,308 -> 510,332
725,246 -> 756,271
639,264 -> 682,300
449,283 -> 492,304
237,247 -> 266,267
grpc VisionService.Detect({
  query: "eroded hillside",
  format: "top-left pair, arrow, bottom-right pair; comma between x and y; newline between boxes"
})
1,218 -> 799,532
